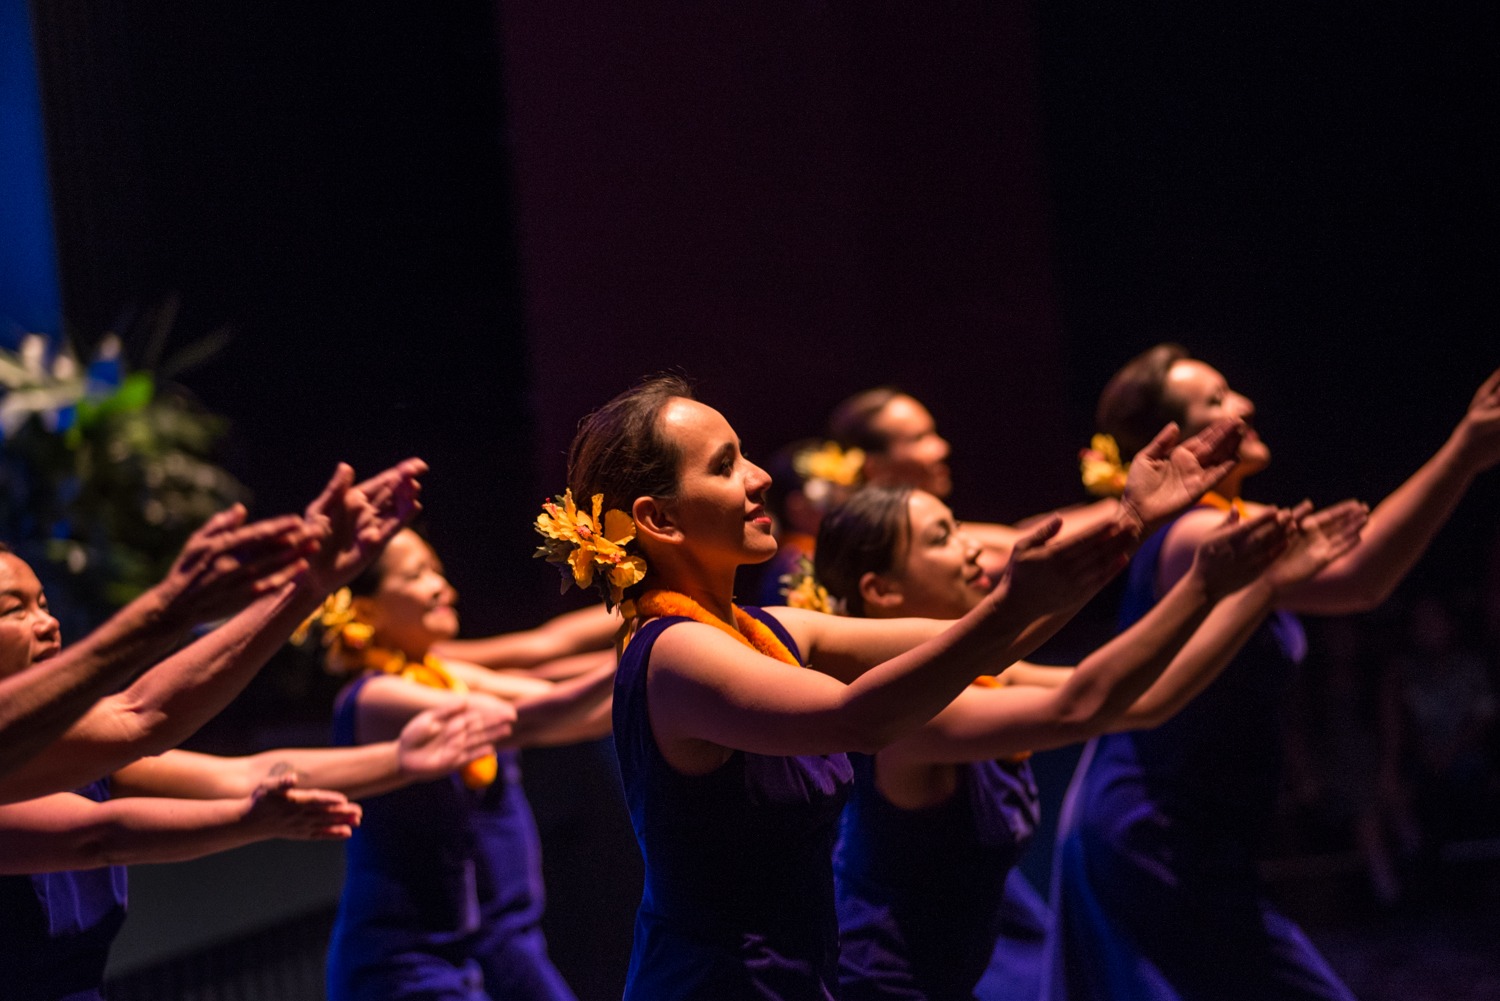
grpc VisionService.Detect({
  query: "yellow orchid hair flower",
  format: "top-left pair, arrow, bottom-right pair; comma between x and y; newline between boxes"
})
533,488 -> 648,611
1079,433 -> 1129,498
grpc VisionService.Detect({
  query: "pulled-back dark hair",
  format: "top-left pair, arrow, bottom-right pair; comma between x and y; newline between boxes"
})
567,372 -> 695,536
1095,343 -> 1192,459
827,386 -> 904,455
813,485 -> 912,618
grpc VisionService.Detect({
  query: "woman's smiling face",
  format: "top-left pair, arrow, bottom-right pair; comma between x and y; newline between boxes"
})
364,530 -> 460,656
0,553 -> 62,680
652,398 -> 777,569
881,490 -> 989,620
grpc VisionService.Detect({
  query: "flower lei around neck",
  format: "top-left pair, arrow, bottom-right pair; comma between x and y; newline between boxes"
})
633,590 -> 801,666
291,589 -> 497,789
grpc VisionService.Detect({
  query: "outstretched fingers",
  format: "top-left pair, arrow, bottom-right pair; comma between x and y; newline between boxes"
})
163,511 -> 316,622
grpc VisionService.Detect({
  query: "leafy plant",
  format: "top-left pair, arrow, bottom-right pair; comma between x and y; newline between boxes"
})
0,316 -> 246,630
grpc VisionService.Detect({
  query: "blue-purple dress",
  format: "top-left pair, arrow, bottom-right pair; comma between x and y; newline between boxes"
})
614,609 -> 853,1001
326,674 -> 575,1001
0,779 -> 128,1001
1045,513 -> 1355,1001
835,751 -> 1046,1001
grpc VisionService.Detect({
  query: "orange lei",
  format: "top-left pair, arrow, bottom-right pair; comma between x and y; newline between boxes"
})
631,590 -> 802,666
1199,491 -> 1250,518
362,647 -> 498,789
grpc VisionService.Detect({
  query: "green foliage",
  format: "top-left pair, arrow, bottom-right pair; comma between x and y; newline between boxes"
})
0,332 -> 246,627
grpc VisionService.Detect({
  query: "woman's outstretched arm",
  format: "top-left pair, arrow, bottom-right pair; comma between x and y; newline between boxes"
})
0,775 -> 360,874
0,507 -> 311,783
884,504 -> 1362,763
0,460 -> 425,804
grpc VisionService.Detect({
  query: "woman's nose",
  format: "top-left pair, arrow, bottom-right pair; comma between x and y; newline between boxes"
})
33,610 -> 61,641
746,461 -> 772,495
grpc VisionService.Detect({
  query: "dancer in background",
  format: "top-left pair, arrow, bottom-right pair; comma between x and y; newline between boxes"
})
321,527 -> 615,1001
0,460 -> 517,1001
555,373 -> 1246,1000
0,459 -> 425,807
827,387 -> 1115,576
745,436 -> 864,606
1047,347 -> 1500,1001
0,504 -> 313,790
810,484 -> 1363,1001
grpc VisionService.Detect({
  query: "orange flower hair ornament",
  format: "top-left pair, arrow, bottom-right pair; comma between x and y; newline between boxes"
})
291,587 -> 375,674
778,556 -> 836,615
794,440 -> 865,509
533,489 -> 648,612
1079,433 -> 1129,498
291,589 -> 497,789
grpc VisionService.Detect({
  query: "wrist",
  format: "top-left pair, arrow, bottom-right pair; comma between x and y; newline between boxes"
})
136,580 -> 190,634
1115,498 -> 1148,540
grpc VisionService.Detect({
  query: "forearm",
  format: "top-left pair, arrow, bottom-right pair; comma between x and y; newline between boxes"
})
832,596 -> 1039,751
0,588 -> 186,780
240,744 -> 404,800
1286,436 -> 1477,613
0,582 -> 322,804
1057,569 -> 1214,728
1109,580 -> 1275,730
517,697 -> 613,747
0,795 -> 263,873
431,606 -> 616,670
506,656 -> 616,746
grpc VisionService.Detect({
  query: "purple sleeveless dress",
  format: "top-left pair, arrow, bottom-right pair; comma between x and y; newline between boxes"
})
326,674 -> 575,1001
0,779 -> 128,1001
614,608 -> 853,1001
1045,511 -> 1355,1001
835,751 -> 1045,1001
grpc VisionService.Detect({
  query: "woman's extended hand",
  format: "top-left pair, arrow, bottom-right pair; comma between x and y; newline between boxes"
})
152,506 -> 315,625
993,515 -> 1136,624
1121,418 -> 1245,532
396,697 -> 515,781
1189,507 -> 1291,600
244,771 -> 362,841
1451,366 -> 1500,474
1265,499 -> 1368,595
299,459 -> 427,595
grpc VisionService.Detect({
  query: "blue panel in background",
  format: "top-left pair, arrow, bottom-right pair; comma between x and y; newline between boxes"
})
1,0 -> 62,348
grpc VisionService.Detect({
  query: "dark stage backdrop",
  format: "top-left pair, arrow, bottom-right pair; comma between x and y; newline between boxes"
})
498,4 -> 1071,527
25,2 -> 1499,1000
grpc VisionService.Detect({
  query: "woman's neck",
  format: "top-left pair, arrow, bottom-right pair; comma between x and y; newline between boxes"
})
648,563 -> 741,624
1214,467 -> 1248,501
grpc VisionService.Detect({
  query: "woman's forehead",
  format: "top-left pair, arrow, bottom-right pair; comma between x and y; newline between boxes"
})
659,398 -> 737,452
0,553 -> 40,592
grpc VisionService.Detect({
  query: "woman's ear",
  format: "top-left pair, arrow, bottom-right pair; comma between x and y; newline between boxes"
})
858,570 -> 904,614
633,495 -> 681,545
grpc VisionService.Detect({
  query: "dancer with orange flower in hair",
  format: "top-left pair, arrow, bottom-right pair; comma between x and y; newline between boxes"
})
0,459 -> 520,1001
1047,347 -> 1500,1001
319,525 -> 616,1001
805,483 -> 1363,1001
548,372 -> 1257,1000
825,387 -> 1118,578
